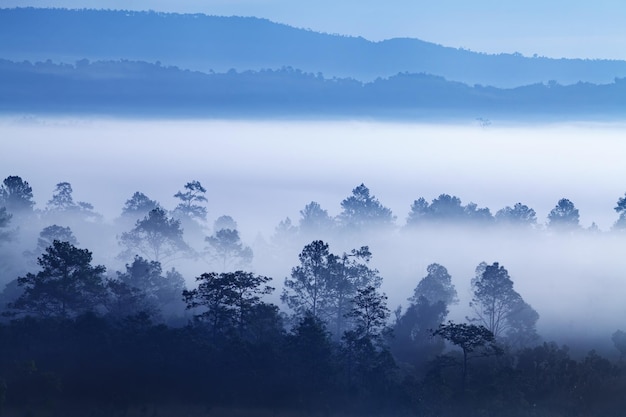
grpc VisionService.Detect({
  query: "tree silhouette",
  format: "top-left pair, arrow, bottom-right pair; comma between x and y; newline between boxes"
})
46,182 -> 77,211
118,207 -> 190,264
173,180 -> 208,221
105,278 -> 157,319
464,202 -> 494,224
338,183 -> 395,230
612,329 -> 626,361
10,240 -> 107,319
34,225 -> 78,253
613,193 -> 626,230
0,175 -> 35,214
469,262 -> 538,346
409,263 -> 458,307
113,256 -> 185,315
205,218 -> 253,272
406,197 -> 430,226
547,198 -> 580,230
183,271 -> 274,337
391,297 -> 448,370
391,264 -> 457,370
46,181 -> 100,221
272,217 -> 299,247
495,202 -> 537,227
426,194 -> 465,221
330,246 -> 382,338
213,215 -> 237,232
282,240 -> 382,338
282,240 -> 335,321
345,285 -> 390,344
406,194 -> 491,226
121,191 -> 160,219
24,225 -> 80,265
433,321 -> 499,390
299,201 -> 335,235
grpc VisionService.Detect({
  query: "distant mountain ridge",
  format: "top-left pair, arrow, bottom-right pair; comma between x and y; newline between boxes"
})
2,7 -> 626,88
2,59 -> 624,119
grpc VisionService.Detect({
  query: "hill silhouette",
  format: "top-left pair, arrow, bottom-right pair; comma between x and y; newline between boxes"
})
1,59 -> 624,119
2,8 -> 626,88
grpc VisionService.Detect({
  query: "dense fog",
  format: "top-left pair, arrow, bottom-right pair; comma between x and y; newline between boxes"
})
3,118 -> 624,227
2,116 -> 626,352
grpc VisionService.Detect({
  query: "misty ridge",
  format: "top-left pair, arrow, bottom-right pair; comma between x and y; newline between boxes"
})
1,8 -> 626,120
2,175 -> 626,415
2,7 -> 626,88
1,58 -> 626,119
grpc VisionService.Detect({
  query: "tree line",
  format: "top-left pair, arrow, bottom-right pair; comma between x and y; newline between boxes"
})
2,59 -> 626,118
2,175 -> 626,415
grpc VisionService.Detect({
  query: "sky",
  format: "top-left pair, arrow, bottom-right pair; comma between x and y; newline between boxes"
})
3,0 -> 626,60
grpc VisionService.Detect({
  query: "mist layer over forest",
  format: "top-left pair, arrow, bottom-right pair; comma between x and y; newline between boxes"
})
2,117 -> 625,350
3,117 -> 626,416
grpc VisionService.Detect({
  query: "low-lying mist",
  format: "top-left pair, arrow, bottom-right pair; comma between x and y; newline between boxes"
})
2,116 -> 625,354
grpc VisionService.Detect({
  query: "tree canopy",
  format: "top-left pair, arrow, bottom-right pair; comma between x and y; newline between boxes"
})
173,180 -> 208,221
613,193 -> 626,230
118,207 -> 190,264
409,263 -> 458,307
0,175 -> 35,214
547,198 -> 580,230
111,256 -> 185,318
299,201 -> 335,235
495,202 -> 537,226
407,193 -> 493,226
469,262 -> 539,347
183,270 -> 274,338
338,184 -> 395,230
10,240 -> 107,319
121,191 -> 160,219
205,224 -> 253,272
281,240 -> 382,338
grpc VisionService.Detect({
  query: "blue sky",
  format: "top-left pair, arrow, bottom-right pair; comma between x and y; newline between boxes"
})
3,0 -> 626,59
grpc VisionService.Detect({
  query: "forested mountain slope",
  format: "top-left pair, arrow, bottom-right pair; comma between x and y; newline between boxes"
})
2,8 -> 626,87
1,59 -> 625,119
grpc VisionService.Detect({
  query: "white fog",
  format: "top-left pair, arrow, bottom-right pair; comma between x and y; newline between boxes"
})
2,116 -> 626,352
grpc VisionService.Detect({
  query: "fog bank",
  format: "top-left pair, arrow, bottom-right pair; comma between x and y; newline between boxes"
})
2,117 -> 625,233
2,117 -> 626,350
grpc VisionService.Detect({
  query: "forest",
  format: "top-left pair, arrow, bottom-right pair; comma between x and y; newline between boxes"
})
1,174 -> 626,416
1,59 -> 626,119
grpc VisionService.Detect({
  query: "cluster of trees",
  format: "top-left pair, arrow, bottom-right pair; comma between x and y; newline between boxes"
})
4,176 -> 619,289
276,183 -> 618,239
0,234 -> 625,415
0,175 -> 253,278
2,174 -> 626,414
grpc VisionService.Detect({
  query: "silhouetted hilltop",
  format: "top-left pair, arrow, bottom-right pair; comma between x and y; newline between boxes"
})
2,7 -> 626,88
1,59 -> 624,119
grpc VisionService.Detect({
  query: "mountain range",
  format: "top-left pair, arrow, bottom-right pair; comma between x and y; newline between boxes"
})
2,8 -> 626,88
1,7 -> 625,119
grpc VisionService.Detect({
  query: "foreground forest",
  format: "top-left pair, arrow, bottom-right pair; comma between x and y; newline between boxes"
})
1,174 -> 626,416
